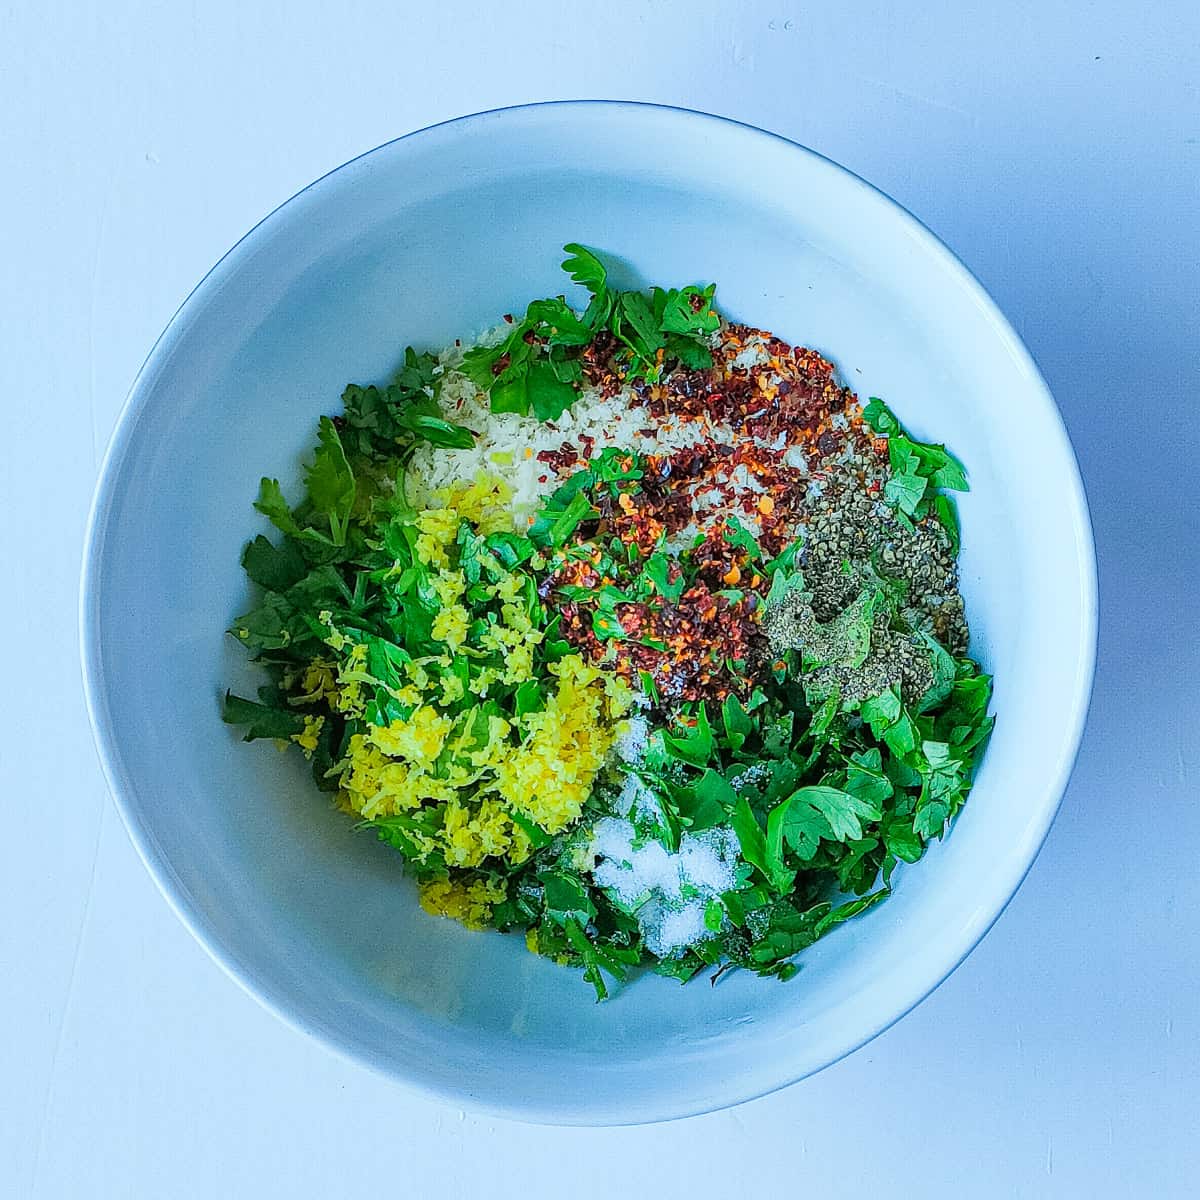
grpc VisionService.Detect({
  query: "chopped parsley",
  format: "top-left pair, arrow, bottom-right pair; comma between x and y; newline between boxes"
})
223,245 -> 994,999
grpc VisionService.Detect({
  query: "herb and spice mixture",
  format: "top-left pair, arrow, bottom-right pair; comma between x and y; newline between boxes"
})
224,245 -> 994,998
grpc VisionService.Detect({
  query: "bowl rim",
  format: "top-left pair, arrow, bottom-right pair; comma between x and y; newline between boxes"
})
79,99 -> 1098,1125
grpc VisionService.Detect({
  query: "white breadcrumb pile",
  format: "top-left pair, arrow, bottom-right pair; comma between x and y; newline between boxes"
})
403,322 -> 807,549
405,326 -> 703,521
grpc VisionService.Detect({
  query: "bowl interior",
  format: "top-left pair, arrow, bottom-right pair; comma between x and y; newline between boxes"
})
84,104 -> 1095,1123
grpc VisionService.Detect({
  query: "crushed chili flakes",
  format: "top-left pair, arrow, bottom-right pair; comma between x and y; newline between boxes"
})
539,321 -> 885,708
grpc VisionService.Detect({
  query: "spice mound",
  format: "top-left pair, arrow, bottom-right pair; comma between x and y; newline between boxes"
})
224,244 -> 993,998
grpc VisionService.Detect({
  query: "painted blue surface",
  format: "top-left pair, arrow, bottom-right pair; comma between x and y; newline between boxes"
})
1,1 -> 1196,1195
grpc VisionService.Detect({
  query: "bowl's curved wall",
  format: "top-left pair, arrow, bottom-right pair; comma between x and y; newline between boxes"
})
82,103 -> 1095,1124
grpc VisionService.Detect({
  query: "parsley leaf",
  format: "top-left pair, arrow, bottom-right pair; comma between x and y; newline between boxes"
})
777,784 -> 879,847
844,748 -> 894,808
526,359 -> 577,422
721,693 -> 755,752
530,488 -> 596,549
228,592 -> 301,653
642,552 -> 686,603
304,417 -> 356,545
724,515 -> 763,562
801,587 -> 881,671
561,243 -> 608,296
731,794 -> 772,879
665,335 -> 714,370
397,411 -> 475,450
661,704 -> 715,767
933,493 -> 961,554
539,870 -> 597,927
882,812 -> 924,863
222,690 -> 306,741
592,610 -> 628,641
883,470 -> 928,516
917,632 -> 958,713
860,684 -> 902,737
883,708 -> 919,757
861,398 -> 902,436
659,284 -> 719,336
618,291 -> 665,358
675,768 -> 736,832
814,890 -> 889,937
866,397 -> 969,529
525,298 -> 593,346
253,478 -> 301,538
241,535 -> 307,592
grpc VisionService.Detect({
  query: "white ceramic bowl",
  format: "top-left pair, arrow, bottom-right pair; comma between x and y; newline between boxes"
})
81,102 -> 1096,1124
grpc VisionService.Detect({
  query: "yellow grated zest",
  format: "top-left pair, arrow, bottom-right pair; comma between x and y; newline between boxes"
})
419,877 -> 507,929
330,643 -> 370,716
295,661 -> 338,703
431,570 -> 467,607
313,471 -> 634,932
431,603 -> 470,652
493,655 -> 633,834
291,714 -> 324,757
334,654 -> 628,870
368,706 -> 453,762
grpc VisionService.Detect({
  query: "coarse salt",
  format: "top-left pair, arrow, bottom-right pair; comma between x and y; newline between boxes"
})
588,815 -> 740,957
613,713 -> 649,765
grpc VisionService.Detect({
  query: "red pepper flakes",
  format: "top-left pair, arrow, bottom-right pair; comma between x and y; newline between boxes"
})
537,442 -> 580,471
541,320 -> 881,707
547,499 -> 770,705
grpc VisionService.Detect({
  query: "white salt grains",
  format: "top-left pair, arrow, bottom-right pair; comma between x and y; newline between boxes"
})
613,714 -> 649,764
588,816 -> 740,957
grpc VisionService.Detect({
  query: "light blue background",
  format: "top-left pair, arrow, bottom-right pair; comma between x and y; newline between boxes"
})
1,1 -> 1196,1196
